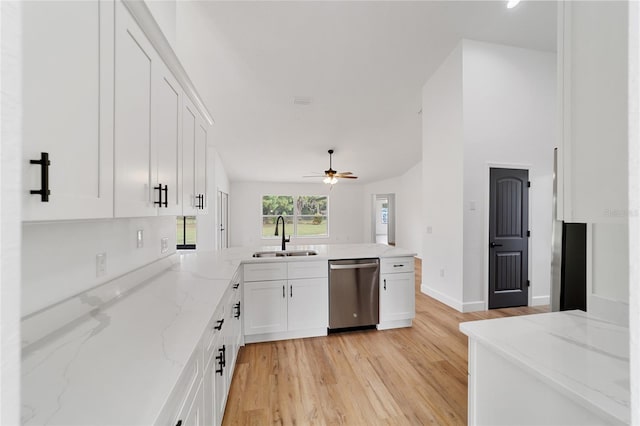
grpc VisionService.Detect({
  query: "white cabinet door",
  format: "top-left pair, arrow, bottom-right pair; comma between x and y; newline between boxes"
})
114,1 -> 156,217
182,99 -> 198,216
287,278 -> 328,331
179,381 -> 204,426
380,272 -> 415,323
195,122 -> 208,214
154,63 -> 183,216
22,0 -> 114,221
244,280 -> 287,335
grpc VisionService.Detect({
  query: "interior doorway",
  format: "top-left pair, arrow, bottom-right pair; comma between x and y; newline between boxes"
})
217,190 -> 229,249
371,194 -> 395,246
488,168 -> 529,308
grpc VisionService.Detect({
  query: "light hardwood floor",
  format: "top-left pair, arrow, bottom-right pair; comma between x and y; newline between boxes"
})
223,258 -> 549,425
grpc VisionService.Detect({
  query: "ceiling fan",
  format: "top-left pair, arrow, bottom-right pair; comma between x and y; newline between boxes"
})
304,149 -> 358,185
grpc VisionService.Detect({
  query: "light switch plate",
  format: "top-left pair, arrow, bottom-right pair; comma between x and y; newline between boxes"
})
136,230 -> 144,248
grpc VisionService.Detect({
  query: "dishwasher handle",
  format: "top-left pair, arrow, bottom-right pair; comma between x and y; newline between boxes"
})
330,263 -> 379,270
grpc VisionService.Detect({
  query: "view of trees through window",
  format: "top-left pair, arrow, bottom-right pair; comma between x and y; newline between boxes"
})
262,195 -> 328,238
177,216 -> 197,249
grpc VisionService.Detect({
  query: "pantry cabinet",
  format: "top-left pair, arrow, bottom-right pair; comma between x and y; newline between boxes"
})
182,96 -> 209,217
22,0 -> 114,221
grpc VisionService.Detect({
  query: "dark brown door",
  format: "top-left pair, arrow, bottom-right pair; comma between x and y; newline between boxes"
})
489,168 -> 529,309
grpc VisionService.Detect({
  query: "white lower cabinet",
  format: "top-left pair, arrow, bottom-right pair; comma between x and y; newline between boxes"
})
378,257 -> 415,330
157,276 -> 242,426
243,261 -> 328,343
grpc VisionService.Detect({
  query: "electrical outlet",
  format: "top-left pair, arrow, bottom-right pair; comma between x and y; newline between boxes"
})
137,230 -> 144,248
96,253 -> 107,277
440,268 -> 445,278
161,237 -> 169,253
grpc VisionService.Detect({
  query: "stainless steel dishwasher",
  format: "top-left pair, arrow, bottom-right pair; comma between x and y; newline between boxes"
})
329,258 -> 380,329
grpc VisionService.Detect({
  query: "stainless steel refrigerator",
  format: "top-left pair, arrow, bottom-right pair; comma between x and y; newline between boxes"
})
551,148 -> 587,312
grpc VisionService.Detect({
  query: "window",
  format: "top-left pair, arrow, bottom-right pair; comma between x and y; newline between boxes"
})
177,216 -> 197,249
262,195 -> 328,238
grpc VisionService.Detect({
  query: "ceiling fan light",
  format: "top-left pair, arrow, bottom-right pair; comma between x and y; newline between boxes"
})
323,176 -> 331,184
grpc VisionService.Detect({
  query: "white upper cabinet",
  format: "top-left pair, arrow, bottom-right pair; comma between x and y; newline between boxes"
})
182,98 -> 198,216
114,1 -> 157,218
22,0 -> 114,221
154,62 -> 183,216
558,1 -> 629,223
195,123 -> 208,214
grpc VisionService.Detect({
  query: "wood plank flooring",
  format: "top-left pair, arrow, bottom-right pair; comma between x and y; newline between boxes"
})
223,258 -> 548,425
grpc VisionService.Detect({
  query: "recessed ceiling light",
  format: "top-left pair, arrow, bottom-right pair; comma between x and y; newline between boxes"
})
507,0 -> 521,9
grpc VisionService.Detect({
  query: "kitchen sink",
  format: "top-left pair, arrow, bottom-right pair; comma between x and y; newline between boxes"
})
252,250 -> 318,258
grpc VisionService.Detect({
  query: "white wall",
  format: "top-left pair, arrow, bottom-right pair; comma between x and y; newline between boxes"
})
1,1 -> 22,422
22,217 -> 176,316
421,44 -> 465,308
229,182 -> 364,247
363,161 -> 423,258
462,40 -> 556,308
421,41 -> 555,312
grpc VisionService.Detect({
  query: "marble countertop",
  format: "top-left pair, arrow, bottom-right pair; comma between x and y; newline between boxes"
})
22,243 -> 415,425
460,310 -> 630,424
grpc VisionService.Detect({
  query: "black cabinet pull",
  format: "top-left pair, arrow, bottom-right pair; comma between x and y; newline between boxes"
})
233,283 -> 240,290
199,194 -> 205,209
221,344 -> 226,367
214,318 -> 224,330
215,348 -> 224,375
393,264 -> 404,268
490,242 -> 503,248
282,285 -> 285,298
162,185 -> 168,207
290,285 -> 293,298
234,302 -> 241,319
384,279 -> 387,290
176,420 -> 182,426
154,184 -> 163,206
30,152 -> 51,202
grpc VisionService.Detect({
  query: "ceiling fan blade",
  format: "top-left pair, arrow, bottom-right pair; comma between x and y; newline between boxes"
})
338,175 -> 358,179
337,171 -> 353,175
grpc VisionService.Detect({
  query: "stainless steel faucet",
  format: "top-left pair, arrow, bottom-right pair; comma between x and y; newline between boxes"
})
274,216 -> 290,251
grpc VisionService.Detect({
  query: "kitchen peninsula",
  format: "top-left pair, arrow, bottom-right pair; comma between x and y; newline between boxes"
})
21,244 -> 415,426
460,311 -> 630,425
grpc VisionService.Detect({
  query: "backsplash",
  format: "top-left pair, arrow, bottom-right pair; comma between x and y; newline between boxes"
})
22,216 -> 177,317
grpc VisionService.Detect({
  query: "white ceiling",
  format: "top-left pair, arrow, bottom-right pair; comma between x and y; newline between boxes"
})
176,1 -> 556,184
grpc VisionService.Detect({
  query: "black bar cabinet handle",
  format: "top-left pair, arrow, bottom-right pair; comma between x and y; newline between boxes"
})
393,264 -> 404,268
30,152 -> 51,202
162,185 -> 168,207
384,279 -> 387,290
154,184 -> 162,206
233,282 -> 240,290
282,285 -> 285,298
221,345 -> 226,367
176,420 -> 182,426
490,242 -> 503,248
214,318 -> 224,330
290,285 -> 293,298
234,302 -> 241,319
215,348 -> 224,375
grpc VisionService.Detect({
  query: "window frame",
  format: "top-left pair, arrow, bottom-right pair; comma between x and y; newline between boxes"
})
261,194 -> 330,239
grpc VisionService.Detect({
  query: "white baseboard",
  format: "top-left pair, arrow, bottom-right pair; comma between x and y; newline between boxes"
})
532,295 -> 550,306
588,294 -> 629,327
421,285 -> 464,312
377,319 -> 413,330
244,328 -> 327,344
22,253 -> 179,349
462,300 -> 485,313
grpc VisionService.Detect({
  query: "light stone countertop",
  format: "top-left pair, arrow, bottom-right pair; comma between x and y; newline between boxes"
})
460,310 -> 630,424
22,243 -> 415,425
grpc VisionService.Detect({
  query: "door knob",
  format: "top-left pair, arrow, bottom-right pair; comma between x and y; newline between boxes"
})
490,242 -> 503,248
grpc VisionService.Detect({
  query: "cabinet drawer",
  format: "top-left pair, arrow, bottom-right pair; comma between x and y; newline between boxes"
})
380,257 -> 414,274
287,260 -> 328,279
244,262 -> 287,282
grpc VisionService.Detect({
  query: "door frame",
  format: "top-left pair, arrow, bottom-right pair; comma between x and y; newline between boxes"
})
483,162 -> 533,310
370,193 -> 396,245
